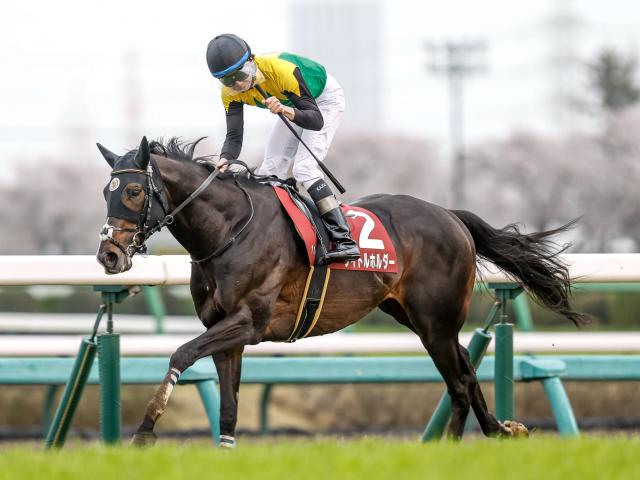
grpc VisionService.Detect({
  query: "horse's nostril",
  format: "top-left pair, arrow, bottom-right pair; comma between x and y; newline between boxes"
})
102,251 -> 118,268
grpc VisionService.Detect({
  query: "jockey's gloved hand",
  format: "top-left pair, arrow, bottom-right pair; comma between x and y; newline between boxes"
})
263,96 -> 295,121
218,158 -> 249,173
217,158 -> 229,172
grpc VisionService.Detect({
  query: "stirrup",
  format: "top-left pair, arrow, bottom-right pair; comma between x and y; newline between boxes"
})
321,247 -> 361,264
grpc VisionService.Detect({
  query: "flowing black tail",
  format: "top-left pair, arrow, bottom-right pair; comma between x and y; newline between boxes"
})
451,210 -> 587,326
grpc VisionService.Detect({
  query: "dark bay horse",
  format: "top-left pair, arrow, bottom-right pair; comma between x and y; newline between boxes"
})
96,137 -> 585,447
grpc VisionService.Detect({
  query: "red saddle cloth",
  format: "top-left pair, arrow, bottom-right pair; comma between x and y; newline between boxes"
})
274,187 -> 398,273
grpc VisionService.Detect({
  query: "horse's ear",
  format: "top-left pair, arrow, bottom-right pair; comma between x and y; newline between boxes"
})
96,143 -> 119,168
136,136 -> 150,170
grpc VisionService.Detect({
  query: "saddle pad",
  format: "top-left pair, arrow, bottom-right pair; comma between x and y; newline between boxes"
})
274,187 -> 398,273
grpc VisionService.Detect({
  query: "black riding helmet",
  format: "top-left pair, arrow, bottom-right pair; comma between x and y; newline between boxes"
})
206,33 -> 252,78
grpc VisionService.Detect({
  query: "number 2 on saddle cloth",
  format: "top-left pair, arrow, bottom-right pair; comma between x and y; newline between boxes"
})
273,186 -> 399,271
273,186 -> 399,342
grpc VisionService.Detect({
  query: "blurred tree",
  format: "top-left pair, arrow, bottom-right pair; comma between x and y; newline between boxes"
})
325,133 -> 447,204
588,48 -> 640,114
0,159 -> 108,254
466,132 -> 579,231
604,108 -> 640,248
580,48 -> 640,250
461,49 -> 640,252
465,122 -> 640,252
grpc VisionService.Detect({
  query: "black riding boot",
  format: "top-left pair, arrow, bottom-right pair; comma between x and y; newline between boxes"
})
320,207 -> 361,264
307,179 -> 360,264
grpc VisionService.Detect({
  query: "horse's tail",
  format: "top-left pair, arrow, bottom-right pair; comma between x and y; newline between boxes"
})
451,210 -> 587,327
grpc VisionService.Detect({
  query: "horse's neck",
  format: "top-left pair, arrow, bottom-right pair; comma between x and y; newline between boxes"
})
155,155 -> 245,258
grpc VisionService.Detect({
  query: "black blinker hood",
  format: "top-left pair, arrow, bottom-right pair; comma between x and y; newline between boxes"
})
105,170 -> 148,223
104,154 -> 168,226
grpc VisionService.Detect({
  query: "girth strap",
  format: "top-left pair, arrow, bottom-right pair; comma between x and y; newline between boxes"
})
286,264 -> 331,342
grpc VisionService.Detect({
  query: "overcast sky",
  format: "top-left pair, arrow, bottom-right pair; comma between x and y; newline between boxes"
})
2,0 -> 640,179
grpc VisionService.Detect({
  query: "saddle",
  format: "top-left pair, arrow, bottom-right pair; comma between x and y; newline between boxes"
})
273,183 -> 398,342
278,184 -> 331,263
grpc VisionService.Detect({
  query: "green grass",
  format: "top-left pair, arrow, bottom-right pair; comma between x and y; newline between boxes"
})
1,435 -> 639,480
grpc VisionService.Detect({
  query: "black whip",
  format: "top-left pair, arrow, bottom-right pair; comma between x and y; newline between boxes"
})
254,84 -> 346,194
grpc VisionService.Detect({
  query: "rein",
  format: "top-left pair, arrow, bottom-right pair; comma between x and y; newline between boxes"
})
191,177 -> 254,264
148,167 -> 220,236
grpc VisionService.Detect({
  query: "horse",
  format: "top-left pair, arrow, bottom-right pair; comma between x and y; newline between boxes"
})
96,136 -> 585,447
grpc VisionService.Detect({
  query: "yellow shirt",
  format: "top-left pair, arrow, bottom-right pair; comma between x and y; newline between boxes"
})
221,53 -> 327,112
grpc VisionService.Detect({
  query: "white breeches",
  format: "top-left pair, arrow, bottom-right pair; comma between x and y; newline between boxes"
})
255,74 -> 345,190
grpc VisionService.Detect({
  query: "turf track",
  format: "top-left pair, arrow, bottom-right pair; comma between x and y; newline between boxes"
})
1,436 -> 638,480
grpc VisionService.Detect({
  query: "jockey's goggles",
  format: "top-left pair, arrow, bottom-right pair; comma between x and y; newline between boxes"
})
218,61 -> 256,87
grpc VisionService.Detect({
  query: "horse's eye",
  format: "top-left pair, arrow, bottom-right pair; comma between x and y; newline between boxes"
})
129,188 -> 142,197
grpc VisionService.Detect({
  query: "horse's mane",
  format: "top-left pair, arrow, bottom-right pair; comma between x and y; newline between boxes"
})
138,136 -> 275,187
147,137 -> 212,163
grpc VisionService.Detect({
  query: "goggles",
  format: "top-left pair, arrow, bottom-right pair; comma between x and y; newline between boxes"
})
218,61 -> 256,88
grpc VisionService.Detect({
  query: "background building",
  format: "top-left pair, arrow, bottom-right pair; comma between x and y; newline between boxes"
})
289,0 -> 383,131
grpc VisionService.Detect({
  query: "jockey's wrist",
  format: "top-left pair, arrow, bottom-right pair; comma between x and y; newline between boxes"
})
283,106 -> 295,121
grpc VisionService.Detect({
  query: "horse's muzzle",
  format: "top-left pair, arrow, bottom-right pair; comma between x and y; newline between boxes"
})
97,244 -> 132,274
100,250 -> 118,270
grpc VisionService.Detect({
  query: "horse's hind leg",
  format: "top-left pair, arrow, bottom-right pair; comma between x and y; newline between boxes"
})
457,344 -> 502,436
422,333 -> 473,439
457,345 -> 527,437
384,296 -> 472,439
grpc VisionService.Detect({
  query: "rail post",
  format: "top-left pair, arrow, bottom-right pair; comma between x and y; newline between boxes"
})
43,285 -> 131,448
44,335 -> 98,448
491,283 -> 522,422
98,332 -> 121,444
94,285 -> 130,445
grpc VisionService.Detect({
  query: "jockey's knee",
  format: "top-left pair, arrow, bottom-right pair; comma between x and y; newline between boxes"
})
293,164 -> 324,189
300,176 -> 325,191
259,155 -> 291,178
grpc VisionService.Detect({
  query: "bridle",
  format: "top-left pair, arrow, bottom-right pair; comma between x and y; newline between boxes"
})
100,162 -> 172,257
100,161 -> 255,264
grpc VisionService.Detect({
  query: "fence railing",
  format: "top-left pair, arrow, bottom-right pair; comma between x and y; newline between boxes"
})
2,254 -> 640,446
4,253 -> 640,286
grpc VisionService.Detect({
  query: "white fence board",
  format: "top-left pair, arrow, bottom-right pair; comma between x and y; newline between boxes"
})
1,332 -> 639,356
3,254 -> 640,286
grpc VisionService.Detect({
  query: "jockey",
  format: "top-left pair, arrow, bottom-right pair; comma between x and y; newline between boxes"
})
206,33 -> 360,264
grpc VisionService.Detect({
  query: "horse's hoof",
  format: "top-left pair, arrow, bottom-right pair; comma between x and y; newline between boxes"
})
501,420 -> 529,438
130,431 -> 157,447
219,435 -> 236,449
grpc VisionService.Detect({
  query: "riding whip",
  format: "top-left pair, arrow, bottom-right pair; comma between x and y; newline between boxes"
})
253,84 -> 346,194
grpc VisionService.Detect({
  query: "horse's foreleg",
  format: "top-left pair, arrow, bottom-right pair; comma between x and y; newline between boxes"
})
131,306 -> 254,447
129,368 -> 181,447
212,346 -> 244,448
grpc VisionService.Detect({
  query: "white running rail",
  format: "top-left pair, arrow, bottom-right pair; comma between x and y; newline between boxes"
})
3,253 -> 640,286
2,254 -> 640,356
0,332 -> 639,356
